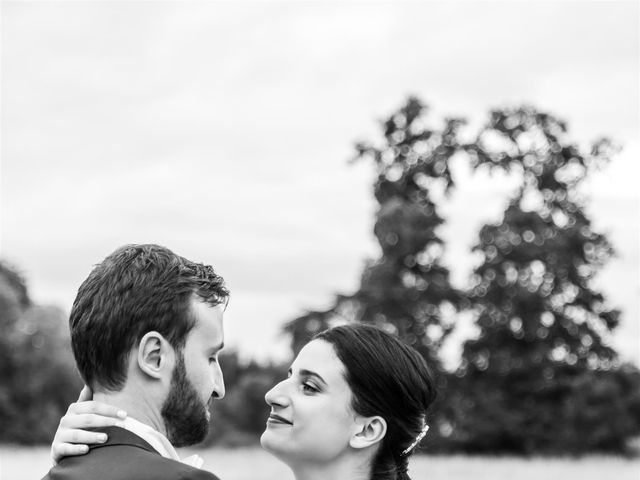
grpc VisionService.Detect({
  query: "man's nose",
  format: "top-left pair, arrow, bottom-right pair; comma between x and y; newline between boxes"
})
211,364 -> 225,399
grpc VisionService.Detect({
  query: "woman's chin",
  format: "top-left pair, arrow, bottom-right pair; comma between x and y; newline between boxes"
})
260,431 -> 287,459
259,430 -> 275,451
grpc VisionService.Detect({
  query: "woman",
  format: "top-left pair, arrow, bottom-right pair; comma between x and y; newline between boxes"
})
52,324 -> 436,480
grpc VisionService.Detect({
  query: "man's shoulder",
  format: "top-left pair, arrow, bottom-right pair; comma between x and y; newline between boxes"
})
134,453 -> 221,480
43,441 -> 220,480
146,454 -> 221,480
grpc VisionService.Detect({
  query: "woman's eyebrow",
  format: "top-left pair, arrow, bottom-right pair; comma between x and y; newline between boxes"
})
297,368 -> 328,386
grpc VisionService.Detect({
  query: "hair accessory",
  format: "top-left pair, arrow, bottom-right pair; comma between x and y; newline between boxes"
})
401,424 -> 429,456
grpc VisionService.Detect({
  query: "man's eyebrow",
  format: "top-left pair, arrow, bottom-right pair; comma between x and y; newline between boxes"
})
208,341 -> 224,354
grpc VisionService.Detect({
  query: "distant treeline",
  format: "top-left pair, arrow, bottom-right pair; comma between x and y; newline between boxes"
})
1,98 -> 639,454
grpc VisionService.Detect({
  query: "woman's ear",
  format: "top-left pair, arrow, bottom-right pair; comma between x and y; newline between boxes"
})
137,332 -> 172,379
350,416 -> 387,449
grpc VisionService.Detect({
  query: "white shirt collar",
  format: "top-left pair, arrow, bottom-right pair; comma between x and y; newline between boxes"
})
119,416 -> 203,469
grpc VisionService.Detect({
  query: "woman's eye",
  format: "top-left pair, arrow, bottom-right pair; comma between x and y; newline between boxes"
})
302,382 -> 318,393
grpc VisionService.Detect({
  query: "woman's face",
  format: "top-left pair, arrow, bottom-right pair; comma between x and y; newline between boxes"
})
260,339 -> 359,465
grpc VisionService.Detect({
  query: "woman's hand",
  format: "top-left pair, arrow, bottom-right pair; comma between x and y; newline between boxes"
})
51,386 -> 127,464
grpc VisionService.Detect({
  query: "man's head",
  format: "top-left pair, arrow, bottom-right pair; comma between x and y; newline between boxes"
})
69,244 -> 229,445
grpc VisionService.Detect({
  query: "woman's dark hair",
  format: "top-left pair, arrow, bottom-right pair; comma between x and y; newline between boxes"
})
70,244 -> 229,391
315,324 -> 436,480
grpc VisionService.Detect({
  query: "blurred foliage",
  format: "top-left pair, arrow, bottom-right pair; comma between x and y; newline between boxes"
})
0,261 -> 83,444
441,362 -> 640,454
286,97 -> 640,455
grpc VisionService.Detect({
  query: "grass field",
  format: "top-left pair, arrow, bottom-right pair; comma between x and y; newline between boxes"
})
2,446 -> 639,480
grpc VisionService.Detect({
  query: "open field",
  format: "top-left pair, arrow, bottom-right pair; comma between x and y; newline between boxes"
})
2,446 -> 639,480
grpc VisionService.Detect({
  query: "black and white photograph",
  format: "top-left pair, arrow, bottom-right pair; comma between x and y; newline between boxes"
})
1,1 -> 638,480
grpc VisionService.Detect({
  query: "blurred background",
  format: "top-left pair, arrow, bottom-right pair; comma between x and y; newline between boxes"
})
1,0 -> 638,478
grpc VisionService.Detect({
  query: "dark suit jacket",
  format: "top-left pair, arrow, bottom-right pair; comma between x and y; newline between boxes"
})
42,426 -> 220,480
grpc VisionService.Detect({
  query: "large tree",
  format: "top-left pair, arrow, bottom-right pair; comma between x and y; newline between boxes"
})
449,107 -> 639,453
285,97 -> 461,371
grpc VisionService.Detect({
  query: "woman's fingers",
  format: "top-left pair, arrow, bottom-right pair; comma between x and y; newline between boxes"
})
56,428 -> 108,445
50,419 -> 112,464
51,441 -> 90,464
59,413 -> 125,429
51,443 -> 90,464
65,401 -> 127,420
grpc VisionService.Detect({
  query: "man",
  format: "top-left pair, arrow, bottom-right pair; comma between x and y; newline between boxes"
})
43,244 -> 229,480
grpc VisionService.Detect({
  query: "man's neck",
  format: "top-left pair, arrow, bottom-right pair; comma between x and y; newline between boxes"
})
93,388 -> 167,437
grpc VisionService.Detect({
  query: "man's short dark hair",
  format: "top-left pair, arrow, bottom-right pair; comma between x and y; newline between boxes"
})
70,244 -> 229,391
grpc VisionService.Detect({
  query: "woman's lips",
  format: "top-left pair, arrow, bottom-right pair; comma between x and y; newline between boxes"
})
268,413 -> 293,425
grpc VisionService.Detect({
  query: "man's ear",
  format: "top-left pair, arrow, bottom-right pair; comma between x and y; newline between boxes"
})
137,332 -> 172,380
350,416 -> 387,450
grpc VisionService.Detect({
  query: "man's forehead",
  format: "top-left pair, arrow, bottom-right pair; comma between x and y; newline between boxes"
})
189,300 -> 224,339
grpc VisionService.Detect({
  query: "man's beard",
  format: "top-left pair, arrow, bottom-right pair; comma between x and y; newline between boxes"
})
161,351 -> 210,448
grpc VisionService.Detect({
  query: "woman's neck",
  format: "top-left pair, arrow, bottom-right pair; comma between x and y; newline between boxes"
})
290,454 -> 372,480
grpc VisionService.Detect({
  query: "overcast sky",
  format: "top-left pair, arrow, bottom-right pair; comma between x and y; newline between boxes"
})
2,1 -> 638,366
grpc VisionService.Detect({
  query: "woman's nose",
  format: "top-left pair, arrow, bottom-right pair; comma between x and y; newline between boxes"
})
264,380 -> 289,407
